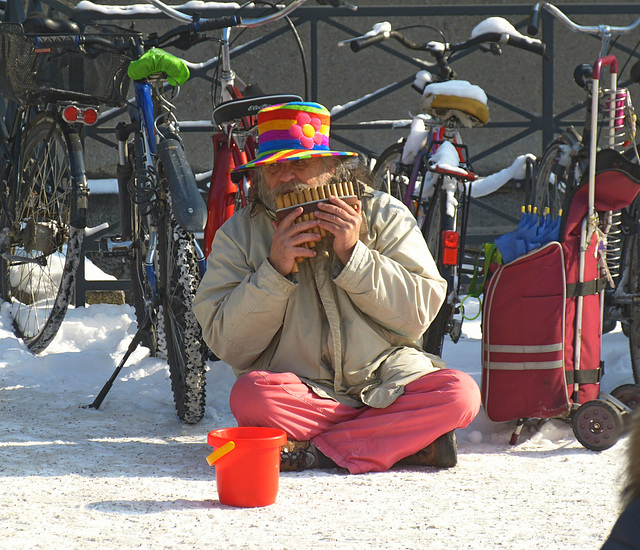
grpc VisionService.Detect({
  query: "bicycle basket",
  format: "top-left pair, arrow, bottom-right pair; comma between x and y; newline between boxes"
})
0,23 -> 139,107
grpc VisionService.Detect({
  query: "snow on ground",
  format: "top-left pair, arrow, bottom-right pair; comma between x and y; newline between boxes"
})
0,299 -> 633,549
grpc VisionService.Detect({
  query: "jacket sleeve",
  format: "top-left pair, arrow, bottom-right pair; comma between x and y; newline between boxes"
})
193,222 -> 296,368
333,193 -> 446,341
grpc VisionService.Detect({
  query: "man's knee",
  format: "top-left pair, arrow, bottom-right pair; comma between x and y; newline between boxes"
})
447,369 -> 482,421
412,368 -> 481,419
229,371 -> 268,420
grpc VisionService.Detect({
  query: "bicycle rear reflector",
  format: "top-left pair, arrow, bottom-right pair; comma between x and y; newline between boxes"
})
82,108 -> 99,125
441,230 -> 459,266
62,105 -> 99,125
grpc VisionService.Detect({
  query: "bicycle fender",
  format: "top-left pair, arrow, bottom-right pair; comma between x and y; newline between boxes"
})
157,138 -> 207,232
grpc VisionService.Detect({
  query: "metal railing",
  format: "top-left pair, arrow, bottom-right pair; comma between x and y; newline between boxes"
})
3,2 -> 639,158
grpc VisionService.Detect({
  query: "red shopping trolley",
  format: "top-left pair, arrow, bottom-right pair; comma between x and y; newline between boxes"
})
481,147 -> 640,450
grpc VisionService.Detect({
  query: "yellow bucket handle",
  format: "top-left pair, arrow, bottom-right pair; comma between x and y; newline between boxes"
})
206,440 -> 236,466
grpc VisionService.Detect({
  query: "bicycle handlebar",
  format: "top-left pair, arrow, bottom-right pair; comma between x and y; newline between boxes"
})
33,0 -> 356,56
528,2 -> 640,38
346,23 -> 546,57
193,16 -> 243,33
33,33 -> 133,51
348,31 -> 390,52
239,0 -> 309,28
146,0 -> 324,30
475,32 -> 546,56
31,11 -> 243,54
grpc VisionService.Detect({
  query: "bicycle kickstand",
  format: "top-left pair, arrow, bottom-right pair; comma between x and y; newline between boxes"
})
82,312 -> 153,411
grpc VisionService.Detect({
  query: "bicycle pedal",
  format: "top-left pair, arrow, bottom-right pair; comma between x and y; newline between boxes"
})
449,319 -> 463,344
99,236 -> 134,257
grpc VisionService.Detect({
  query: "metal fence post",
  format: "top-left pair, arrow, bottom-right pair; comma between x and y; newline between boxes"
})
541,11 -> 556,148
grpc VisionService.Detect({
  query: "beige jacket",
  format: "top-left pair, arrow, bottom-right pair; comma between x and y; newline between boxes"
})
193,188 -> 447,409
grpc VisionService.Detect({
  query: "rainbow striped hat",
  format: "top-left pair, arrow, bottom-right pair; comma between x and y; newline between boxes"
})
232,102 -> 357,172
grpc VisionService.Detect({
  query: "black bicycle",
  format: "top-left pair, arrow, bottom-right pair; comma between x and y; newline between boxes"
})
0,15 -> 139,352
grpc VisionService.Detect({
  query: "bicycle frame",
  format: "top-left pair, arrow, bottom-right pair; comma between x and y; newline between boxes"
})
404,125 -> 466,207
200,13 -> 306,256
129,77 -> 207,277
0,106 -> 22,225
143,0 -> 318,257
204,125 -> 254,258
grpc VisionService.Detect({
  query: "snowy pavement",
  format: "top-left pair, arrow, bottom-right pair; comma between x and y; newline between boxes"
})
0,301 -> 632,549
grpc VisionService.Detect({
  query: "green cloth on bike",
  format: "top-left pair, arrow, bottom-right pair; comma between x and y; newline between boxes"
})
127,48 -> 190,86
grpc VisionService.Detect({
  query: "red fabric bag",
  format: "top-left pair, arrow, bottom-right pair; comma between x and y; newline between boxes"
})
481,149 -> 640,423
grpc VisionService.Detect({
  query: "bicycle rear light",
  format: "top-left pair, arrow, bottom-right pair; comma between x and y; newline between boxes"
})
441,230 -> 459,266
62,105 -> 99,125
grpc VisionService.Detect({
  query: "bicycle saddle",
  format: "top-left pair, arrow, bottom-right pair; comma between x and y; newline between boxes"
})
22,13 -> 80,34
213,94 -> 302,127
420,80 -> 490,128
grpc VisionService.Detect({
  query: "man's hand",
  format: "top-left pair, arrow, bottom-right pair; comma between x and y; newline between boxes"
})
315,195 -> 362,265
270,206 -> 322,276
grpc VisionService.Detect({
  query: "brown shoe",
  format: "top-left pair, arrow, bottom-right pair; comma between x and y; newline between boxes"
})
280,440 -> 337,472
395,430 -> 458,468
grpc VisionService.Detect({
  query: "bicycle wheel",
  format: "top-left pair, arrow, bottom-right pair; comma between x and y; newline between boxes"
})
420,179 -> 453,357
532,133 -> 582,217
158,198 -> 207,424
0,113 -> 84,352
371,142 -> 410,203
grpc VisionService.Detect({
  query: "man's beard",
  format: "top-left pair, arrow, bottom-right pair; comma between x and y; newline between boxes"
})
257,179 -> 312,213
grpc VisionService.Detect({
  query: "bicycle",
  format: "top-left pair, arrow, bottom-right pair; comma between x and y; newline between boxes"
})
527,3 -> 640,393
90,0 -> 318,421
0,0 -> 344,422
343,18 -> 545,356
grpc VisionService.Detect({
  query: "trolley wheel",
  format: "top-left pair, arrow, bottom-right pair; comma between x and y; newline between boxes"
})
610,383 -> 640,411
572,400 -> 624,451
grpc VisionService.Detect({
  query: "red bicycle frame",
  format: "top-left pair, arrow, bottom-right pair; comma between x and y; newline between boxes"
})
204,129 -> 255,258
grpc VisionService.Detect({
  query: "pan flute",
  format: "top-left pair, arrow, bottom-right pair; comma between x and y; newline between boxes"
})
275,181 -> 359,272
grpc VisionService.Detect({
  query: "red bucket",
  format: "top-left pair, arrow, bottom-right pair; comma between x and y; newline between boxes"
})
207,427 -> 287,508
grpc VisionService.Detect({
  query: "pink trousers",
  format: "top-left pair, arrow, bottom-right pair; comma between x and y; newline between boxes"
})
229,368 -> 481,474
